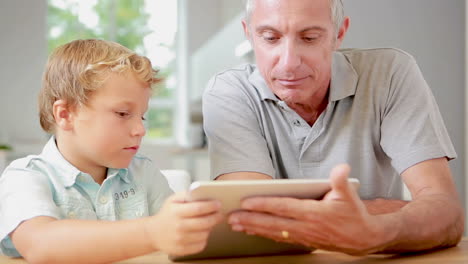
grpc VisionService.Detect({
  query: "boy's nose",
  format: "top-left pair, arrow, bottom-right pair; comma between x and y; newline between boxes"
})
132,119 -> 146,137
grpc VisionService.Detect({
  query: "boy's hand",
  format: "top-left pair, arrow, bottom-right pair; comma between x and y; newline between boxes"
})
146,192 -> 223,256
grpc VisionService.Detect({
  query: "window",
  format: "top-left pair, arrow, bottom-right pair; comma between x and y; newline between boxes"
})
47,0 -> 178,143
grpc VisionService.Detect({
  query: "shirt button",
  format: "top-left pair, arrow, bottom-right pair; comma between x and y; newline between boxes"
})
78,175 -> 86,182
68,211 -> 76,218
293,120 -> 301,126
99,196 -> 108,204
135,211 -> 143,217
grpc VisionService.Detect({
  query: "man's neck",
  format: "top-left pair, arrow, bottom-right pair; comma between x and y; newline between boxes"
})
287,90 -> 330,126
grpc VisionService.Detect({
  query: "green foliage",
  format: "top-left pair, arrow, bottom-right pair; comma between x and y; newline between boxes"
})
48,0 -> 151,53
0,144 -> 12,151
47,0 -> 176,140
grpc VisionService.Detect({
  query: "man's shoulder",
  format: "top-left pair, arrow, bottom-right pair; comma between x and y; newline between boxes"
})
206,64 -> 257,91
339,47 -> 416,64
211,63 -> 256,79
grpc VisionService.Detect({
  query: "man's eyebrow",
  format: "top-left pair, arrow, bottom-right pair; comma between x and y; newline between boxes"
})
255,25 -> 327,33
255,25 -> 279,33
299,26 -> 327,33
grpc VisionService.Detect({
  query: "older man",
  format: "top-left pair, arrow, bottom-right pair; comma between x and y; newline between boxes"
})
202,0 -> 464,255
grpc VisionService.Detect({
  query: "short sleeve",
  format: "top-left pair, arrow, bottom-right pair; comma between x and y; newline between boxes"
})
380,56 -> 456,174
0,166 -> 60,256
203,74 -> 276,179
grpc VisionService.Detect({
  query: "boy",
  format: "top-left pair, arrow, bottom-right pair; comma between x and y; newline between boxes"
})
0,39 -> 222,264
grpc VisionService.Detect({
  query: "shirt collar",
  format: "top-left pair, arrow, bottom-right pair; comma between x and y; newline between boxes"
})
42,136 -> 131,187
249,68 -> 278,101
329,51 -> 358,101
248,51 -> 358,102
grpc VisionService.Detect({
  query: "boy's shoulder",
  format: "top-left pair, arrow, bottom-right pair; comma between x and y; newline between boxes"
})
3,155 -> 45,174
127,153 -> 163,176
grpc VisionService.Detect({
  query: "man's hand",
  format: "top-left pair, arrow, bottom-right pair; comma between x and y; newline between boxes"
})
227,164 -> 390,255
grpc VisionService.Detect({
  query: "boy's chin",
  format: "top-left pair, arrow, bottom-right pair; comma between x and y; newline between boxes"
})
109,160 -> 133,169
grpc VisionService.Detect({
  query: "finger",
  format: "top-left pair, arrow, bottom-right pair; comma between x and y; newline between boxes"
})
168,238 -> 208,256
240,196 -> 319,220
166,192 -> 189,203
229,210 -> 296,234
228,211 -> 330,248
179,212 -> 224,232
173,200 -> 222,218
174,230 -> 210,245
325,164 -> 355,201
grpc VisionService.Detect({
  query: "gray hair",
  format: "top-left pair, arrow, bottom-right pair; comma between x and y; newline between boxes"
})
244,0 -> 344,36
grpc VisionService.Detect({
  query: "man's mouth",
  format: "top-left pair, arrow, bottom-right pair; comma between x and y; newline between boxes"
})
276,76 -> 309,86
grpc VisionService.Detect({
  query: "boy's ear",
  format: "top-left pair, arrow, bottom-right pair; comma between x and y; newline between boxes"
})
53,99 -> 74,131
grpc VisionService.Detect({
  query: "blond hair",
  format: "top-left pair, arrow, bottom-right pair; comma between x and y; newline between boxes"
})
39,39 -> 160,133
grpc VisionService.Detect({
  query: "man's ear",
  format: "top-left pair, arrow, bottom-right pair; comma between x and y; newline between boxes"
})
53,99 -> 74,131
242,20 -> 251,40
335,16 -> 350,50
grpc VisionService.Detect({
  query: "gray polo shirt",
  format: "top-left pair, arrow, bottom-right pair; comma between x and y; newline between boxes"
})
203,48 -> 456,199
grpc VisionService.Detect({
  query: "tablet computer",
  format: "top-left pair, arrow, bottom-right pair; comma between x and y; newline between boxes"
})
170,178 -> 360,261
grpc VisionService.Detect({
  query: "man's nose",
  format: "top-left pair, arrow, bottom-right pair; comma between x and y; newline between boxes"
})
278,41 -> 301,73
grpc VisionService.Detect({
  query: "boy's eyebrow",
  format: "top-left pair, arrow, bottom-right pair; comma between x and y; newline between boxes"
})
113,100 -> 136,108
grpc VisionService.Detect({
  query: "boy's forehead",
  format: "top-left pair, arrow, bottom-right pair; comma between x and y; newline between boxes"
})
91,72 -> 150,99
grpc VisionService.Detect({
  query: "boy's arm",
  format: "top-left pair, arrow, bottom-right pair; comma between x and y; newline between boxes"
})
11,216 -> 153,264
11,193 -> 222,264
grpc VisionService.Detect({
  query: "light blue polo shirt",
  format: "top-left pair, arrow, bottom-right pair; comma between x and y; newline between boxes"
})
0,137 -> 173,257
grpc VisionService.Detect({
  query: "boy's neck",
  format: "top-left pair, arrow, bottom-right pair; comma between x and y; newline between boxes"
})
55,136 -> 108,185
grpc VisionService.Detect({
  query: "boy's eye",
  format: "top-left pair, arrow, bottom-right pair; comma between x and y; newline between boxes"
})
116,111 -> 130,118
141,116 -> 146,121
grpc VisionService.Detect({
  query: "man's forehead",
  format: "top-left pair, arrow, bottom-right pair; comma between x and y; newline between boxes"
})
251,0 -> 330,12
250,0 -> 332,23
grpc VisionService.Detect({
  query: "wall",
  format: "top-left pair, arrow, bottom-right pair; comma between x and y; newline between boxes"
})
0,0 -> 48,155
220,0 -> 244,25
342,0 -> 466,213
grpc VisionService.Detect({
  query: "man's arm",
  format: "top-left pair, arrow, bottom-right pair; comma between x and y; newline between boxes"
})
216,171 -> 272,180
373,157 -> 464,253
363,199 -> 409,215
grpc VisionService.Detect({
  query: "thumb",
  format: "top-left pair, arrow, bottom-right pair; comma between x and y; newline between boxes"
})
326,164 -> 353,201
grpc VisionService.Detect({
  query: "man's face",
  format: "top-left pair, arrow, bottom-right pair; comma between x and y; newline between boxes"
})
68,72 -> 150,171
244,0 -> 347,107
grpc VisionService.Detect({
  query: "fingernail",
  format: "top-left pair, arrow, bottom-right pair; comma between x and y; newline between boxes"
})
228,215 -> 239,224
241,200 -> 253,209
231,224 -> 244,232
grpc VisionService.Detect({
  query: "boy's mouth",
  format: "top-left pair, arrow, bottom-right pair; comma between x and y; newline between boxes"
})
124,146 -> 139,151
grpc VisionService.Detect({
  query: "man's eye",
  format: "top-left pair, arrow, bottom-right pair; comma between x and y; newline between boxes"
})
303,36 -> 318,43
260,32 -> 279,43
263,36 -> 278,42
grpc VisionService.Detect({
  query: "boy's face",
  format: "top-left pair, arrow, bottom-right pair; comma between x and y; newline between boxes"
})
66,72 -> 150,171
